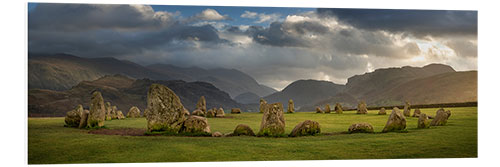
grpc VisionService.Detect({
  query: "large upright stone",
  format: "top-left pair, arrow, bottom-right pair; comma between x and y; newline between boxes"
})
111,106 -> 118,119
403,101 -> 411,117
334,103 -> 343,114
216,108 -> 225,117
145,84 -> 188,132
431,108 -> 451,126
287,99 -> 295,113
357,101 -> 368,114
412,108 -> 421,117
418,113 -> 430,128
258,103 -> 286,136
79,110 -> 89,128
196,96 -> 207,114
378,107 -> 387,115
179,115 -> 211,134
64,105 -> 83,127
382,107 -> 407,132
324,104 -> 331,113
88,91 -> 106,128
127,106 -> 141,118
259,99 -> 267,113
289,120 -> 321,137
105,102 -> 112,121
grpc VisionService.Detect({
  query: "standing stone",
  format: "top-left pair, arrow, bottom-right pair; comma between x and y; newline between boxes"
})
412,108 -> 421,117
116,110 -> 125,119
324,104 -> 331,113
418,113 -> 430,128
127,106 -> 141,118
196,96 -> 207,114
316,107 -> 323,113
231,108 -> 242,114
206,109 -> 216,118
287,99 -> 295,113
258,103 -> 286,136
111,106 -> 118,119
382,107 -> 407,132
179,115 -> 211,134
232,124 -> 256,136
348,123 -> 374,133
78,110 -> 89,129
431,108 -> 451,126
357,101 -> 368,114
335,103 -> 343,114
378,107 -> 387,115
64,105 -> 83,127
259,99 -> 267,113
145,84 -> 188,132
105,102 -> 112,121
216,108 -> 225,117
88,91 -> 106,128
192,109 -> 205,117
403,101 -> 411,117
289,120 -> 321,137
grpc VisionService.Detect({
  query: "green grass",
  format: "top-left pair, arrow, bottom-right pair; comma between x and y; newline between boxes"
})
28,107 -> 477,164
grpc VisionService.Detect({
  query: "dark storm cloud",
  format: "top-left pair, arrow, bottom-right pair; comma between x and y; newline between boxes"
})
317,8 -> 477,37
245,20 -> 330,47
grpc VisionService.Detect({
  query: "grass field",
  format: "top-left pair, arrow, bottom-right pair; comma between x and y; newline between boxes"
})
28,107 -> 477,164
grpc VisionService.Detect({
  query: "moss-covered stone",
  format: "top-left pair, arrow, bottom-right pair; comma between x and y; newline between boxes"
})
64,105 -> 83,127
88,91 -> 106,128
324,104 -> 331,113
412,108 -> 421,117
233,124 -> 255,136
231,108 -> 242,114
206,109 -> 216,118
431,108 -> 451,126
258,103 -> 285,137
192,109 -> 205,117
289,120 -> 321,137
357,101 -> 368,114
316,107 -> 323,113
145,84 -> 187,132
116,110 -> 125,119
348,123 -> 374,133
127,106 -> 141,118
179,115 -> 211,133
196,96 -> 206,113
418,113 -> 430,128
216,108 -> 225,117
287,99 -> 295,113
403,101 -> 411,117
78,110 -> 89,129
105,102 -> 112,121
382,107 -> 407,132
259,99 -> 267,113
378,107 -> 387,115
335,103 -> 343,114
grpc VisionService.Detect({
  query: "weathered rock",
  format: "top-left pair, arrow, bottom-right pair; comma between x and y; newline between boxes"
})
105,102 -> 112,121
232,124 -> 255,136
357,101 -> 368,114
212,131 -> 223,137
78,110 -> 89,128
259,99 -> 267,113
179,115 -> 211,133
316,107 -> 323,113
64,105 -> 83,127
231,108 -> 242,114
88,91 -> 106,128
216,108 -> 225,117
206,109 -> 216,118
196,96 -> 207,113
289,120 -> 321,137
431,108 -> 451,126
382,107 -> 407,132
145,84 -> 188,132
258,103 -> 286,136
127,106 -> 141,118
412,108 -> 421,117
116,110 -> 125,119
287,99 -> 295,113
378,107 -> 386,115
348,123 -> 374,133
183,108 -> 190,116
334,103 -> 343,114
192,109 -> 205,117
418,113 -> 430,128
403,101 -> 411,117
324,104 -> 331,113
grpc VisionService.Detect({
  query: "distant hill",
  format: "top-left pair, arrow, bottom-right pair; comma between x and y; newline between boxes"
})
234,92 -> 261,104
263,79 -> 345,109
306,65 -> 476,110
28,75 -> 242,117
147,64 -> 276,98
28,53 -> 276,98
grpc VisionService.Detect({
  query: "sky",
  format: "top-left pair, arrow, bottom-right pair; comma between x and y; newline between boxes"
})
27,3 -> 477,90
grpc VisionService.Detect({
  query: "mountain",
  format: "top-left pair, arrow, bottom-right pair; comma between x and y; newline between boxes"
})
234,92 -> 261,104
263,79 -> 345,109
147,64 -> 277,98
28,53 -> 276,98
307,64 -> 476,110
28,75 -> 242,117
